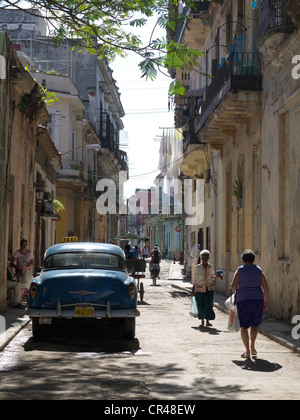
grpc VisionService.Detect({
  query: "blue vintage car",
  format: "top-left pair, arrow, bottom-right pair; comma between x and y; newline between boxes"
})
26,242 -> 140,339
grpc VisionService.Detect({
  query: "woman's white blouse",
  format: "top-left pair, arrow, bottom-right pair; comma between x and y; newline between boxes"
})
193,263 -> 215,292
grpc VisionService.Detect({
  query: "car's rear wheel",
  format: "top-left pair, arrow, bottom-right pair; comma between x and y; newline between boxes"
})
31,318 -> 46,340
122,318 -> 136,339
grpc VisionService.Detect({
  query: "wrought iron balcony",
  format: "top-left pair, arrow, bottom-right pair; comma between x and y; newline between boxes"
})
183,52 -> 262,151
191,1 -> 211,13
118,150 -> 129,173
201,52 -> 261,119
259,0 -> 295,37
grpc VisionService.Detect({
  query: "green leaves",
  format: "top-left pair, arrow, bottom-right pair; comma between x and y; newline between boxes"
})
163,41 -> 204,96
129,18 -> 148,27
24,66 -> 59,107
139,57 -> 158,81
2,0 -> 204,95
168,80 -> 185,97
42,90 -> 59,106
165,41 -> 204,71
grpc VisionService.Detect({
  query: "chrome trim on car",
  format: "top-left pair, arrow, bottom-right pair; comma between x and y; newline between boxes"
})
26,308 -> 140,318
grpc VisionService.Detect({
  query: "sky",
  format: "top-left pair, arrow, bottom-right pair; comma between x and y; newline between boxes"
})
110,17 -> 174,198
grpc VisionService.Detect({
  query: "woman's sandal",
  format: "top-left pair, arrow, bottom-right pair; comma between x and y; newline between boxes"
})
251,350 -> 258,358
241,352 -> 251,359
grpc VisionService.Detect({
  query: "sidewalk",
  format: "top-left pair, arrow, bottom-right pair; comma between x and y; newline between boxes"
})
0,306 -> 30,351
169,261 -> 300,354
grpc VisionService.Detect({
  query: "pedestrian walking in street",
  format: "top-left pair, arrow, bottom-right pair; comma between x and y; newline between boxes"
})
231,249 -> 269,359
124,244 -> 134,259
142,244 -> 149,259
149,245 -> 161,280
192,250 -> 216,327
133,245 -> 140,259
11,239 -> 33,299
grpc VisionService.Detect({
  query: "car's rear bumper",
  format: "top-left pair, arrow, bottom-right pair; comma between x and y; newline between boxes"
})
26,307 -> 140,319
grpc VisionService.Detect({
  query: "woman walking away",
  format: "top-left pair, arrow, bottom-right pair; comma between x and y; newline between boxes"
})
192,250 -> 216,327
231,249 -> 269,359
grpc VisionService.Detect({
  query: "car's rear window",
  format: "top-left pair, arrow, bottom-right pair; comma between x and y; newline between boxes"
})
44,252 -> 126,270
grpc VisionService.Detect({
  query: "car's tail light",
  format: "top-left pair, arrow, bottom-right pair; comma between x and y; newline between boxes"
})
128,282 -> 135,299
31,282 -> 38,298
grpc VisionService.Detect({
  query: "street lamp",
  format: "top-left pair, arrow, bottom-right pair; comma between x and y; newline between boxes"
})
60,144 -> 101,156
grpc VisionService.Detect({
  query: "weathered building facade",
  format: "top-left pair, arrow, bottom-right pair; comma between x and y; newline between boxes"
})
1,8 -> 128,245
0,32 -> 60,310
258,0 -> 300,318
32,71 -> 99,244
171,0 -> 300,319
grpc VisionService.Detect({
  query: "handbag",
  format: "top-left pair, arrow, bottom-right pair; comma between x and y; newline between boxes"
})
189,296 -> 199,318
225,292 -> 240,333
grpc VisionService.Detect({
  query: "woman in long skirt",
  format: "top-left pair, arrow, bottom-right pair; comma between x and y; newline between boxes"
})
192,250 -> 216,327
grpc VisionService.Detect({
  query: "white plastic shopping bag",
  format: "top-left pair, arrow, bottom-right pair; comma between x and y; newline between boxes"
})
225,293 -> 240,332
189,296 -> 198,318
225,292 -> 236,309
227,305 -> 240,332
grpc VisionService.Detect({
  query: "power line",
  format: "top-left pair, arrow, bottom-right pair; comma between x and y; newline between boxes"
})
125,110 -> 170,115
130,142 -> 205,179
117,79 -> 170,84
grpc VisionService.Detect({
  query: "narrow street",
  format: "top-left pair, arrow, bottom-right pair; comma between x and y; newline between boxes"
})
1,8 -> 300,406
0,260 -> 299,401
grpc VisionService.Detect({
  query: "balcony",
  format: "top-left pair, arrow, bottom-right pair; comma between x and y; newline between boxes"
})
173,1 -> 210,48
259,0 -> 295,37
57,166 -> 89,189
186,52 -> 262,148
192,1 -> 211,13
57,168 -> 81,178
205,52 -> 261,106
258,0 -> 296,70
285,0 -> 300,28
118,150 -> 129,175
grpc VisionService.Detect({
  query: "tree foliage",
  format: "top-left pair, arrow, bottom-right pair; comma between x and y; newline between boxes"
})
0,0 -> 204,95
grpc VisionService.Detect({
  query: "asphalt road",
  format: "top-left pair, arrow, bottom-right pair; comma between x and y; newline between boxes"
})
0,260 -> 299,401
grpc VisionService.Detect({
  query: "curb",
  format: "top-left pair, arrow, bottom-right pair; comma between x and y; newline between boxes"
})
0,316 -> 30,352
171,283 -> 191,294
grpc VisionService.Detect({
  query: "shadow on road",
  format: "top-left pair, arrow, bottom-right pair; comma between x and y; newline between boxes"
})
191,325 -> 222,335
232,358 -> 282,372
23,322 -> 141,355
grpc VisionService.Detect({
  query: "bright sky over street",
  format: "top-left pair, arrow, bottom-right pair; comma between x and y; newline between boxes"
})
111,17 -> 174,198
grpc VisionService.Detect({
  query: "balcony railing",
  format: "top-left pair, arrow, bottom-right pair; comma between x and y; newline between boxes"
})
259,0 -> 295,37
183,52 -> 262,152
118,150 -> 128,172
203,51 -> 261,113
192,1 -> 210,13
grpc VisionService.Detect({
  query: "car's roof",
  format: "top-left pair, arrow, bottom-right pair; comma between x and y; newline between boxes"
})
44,242 -> 125,259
